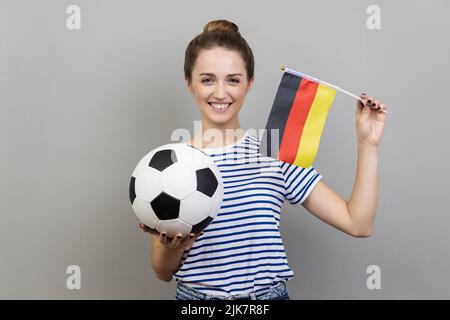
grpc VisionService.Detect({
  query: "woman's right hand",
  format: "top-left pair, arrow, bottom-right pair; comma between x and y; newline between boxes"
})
139,223 -> 203,251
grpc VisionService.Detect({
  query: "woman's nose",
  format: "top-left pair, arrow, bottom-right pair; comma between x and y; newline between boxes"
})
213,82 -> 227,99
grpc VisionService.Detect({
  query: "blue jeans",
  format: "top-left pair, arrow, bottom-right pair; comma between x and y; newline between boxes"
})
175,281 -> 290,300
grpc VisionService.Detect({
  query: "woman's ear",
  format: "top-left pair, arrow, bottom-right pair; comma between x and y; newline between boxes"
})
246,77 -> 255,93
186,79 -> 192,93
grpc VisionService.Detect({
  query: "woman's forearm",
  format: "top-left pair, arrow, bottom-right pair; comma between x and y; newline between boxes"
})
151,243 -> 185,282
347,142 -> 379,236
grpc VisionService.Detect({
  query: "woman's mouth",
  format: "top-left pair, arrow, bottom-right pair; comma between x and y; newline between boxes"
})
208,102 -> 232,113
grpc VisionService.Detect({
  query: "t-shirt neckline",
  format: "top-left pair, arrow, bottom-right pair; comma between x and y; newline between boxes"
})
186,130 -> 249,153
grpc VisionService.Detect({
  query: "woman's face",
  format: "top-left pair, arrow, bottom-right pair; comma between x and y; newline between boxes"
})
187,47 -> 254,127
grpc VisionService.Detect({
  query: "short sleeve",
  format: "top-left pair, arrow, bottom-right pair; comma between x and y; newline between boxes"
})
279,161 -> 323,205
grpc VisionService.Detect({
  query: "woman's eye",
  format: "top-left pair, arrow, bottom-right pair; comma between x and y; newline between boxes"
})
201,78 -> 212,84
200,78 -> 240,84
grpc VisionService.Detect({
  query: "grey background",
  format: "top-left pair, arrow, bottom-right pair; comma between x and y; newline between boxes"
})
1,0 -> 449,299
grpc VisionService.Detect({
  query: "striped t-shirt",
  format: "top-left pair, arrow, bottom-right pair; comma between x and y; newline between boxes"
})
173,131 -> 323,297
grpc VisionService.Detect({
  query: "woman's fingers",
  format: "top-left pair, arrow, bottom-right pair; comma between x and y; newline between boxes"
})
160,232 -> 168,245
139,224 -> 159,235
193,232 -> 204,243
359,93 -> 374,108
171,234 -> 183,248
372,99 -> 380,109
359,93 -> 387,113
145,229 -> 203,249
139,223 -> 153,233
359,93 -> 366,104
183,232 -> 204,250
178,233 -> 194,248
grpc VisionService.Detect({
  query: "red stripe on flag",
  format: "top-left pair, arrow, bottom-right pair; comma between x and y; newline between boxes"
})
279,79 -> 319,164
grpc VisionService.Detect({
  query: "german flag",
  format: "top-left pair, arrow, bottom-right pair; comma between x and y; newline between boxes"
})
260,71 -> 336,168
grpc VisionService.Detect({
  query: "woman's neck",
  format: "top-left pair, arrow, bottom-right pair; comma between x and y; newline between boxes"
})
188,117 -> 245,149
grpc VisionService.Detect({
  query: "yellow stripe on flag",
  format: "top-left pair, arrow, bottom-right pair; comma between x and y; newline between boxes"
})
293,84 -> 336,167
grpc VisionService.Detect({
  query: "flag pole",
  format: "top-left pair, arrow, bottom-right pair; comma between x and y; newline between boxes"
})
280,65 -> 387,114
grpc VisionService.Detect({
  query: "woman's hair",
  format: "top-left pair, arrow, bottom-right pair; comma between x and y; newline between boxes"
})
184,20 -> 255,85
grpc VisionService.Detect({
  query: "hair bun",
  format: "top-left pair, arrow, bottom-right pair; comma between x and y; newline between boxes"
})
203,20 -> 240,34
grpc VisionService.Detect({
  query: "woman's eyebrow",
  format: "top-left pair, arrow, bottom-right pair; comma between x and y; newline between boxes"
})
198,73 -> 243,77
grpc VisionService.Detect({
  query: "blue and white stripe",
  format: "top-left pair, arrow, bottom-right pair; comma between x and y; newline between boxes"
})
173,132 -> 322,297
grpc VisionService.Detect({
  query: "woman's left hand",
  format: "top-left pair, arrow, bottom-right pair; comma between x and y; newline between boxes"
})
355,93 -> 387,146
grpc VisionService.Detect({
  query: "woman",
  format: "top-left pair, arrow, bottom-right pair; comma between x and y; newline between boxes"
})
140,19 -> 387,300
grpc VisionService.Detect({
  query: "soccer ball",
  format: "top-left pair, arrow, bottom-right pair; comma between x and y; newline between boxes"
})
129,143 -> 223,238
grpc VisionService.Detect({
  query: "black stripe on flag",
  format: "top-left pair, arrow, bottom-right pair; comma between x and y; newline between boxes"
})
259,72 -> 302,157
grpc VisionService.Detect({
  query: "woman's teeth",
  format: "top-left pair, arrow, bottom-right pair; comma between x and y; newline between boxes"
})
209,103 -> 231,110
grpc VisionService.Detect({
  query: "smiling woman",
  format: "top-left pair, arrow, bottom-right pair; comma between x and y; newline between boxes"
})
140,18 -> 387,301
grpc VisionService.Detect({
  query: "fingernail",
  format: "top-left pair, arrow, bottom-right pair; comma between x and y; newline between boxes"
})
161,233 -> 166,238
367,99 -> 372,105
176,235 -> 182,239
189,234 -> 194,239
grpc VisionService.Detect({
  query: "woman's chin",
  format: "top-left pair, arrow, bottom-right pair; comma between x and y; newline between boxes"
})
211,118 -> 232,126
207,114 -> 234,125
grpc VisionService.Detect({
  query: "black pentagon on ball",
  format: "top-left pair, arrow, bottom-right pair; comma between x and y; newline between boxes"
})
129,176 -> 136,204
196,168 -> 218,197
191,216 -> 214,234
150,192 -> 180,220
149,149 -> 177,172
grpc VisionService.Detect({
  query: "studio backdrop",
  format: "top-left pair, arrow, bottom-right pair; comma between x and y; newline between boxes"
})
1,0 -> 449,299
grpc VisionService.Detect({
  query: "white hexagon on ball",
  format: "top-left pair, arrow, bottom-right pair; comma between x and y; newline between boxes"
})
135,167 -> 162,202
175,144 -> 212,171
179,191 -> 212,226
157,218 -> 192,238
131,152 -> 153,177
162,162 -> 196,200
132,198 -> 159,229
